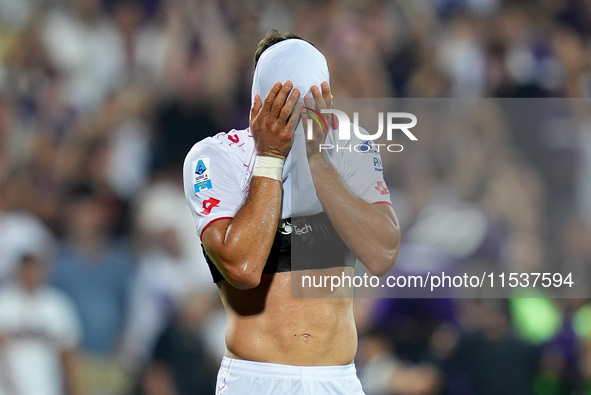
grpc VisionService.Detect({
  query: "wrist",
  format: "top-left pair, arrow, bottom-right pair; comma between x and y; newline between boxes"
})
253,155 -> 285,181
308,151 -> 329,167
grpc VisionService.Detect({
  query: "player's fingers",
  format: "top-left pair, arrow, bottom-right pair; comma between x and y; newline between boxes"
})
320,82 -> 335,130
250,94 -> 262,123
278,89 -> 300,125
303,94 -> 314,112
311,85 -> 326,110
289,101 -> 303,134
301,103 -> 309,122
303,95 -> 315,123
262,82 -> 282,115
303,94 -> 321,136
270,81 -> 293,118
321,81 -> 331,104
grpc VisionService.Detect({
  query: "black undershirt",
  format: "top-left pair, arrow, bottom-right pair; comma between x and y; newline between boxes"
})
203,212 -> 356,283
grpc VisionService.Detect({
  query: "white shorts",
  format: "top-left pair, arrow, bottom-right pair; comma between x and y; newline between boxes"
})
216,356 -> 366,395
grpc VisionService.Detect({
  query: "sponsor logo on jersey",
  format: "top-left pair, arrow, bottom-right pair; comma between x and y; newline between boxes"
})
373,156 -> 383,171
193,158 -> 212,193
359,140 -> 378,153
277,219 -> 313,236
200,197 -> 220,215
294,223 -> 312,235
278,219 -> 292,235
375,181 -> 389,195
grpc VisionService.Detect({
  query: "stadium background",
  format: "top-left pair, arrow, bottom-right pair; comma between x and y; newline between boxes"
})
0,0 -> 590,394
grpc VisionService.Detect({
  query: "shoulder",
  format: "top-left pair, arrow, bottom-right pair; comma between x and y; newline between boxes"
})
183,128 -> 253,197
184,128 -> 253,171
185,128 -> 253,158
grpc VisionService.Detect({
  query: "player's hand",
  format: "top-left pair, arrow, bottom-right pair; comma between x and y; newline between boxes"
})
250,81 -> 301,159
303,81 -> 332,160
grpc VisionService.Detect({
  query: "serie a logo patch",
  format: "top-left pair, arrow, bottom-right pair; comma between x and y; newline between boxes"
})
193,158 -> 212,193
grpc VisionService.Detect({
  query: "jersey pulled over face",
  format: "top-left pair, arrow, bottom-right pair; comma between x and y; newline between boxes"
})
182,38 -> 393,283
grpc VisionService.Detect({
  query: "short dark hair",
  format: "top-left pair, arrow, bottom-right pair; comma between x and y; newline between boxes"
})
254,29 -> 315,69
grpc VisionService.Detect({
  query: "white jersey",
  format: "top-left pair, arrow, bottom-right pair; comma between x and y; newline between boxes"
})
0,285 -> 81,395
183,128 -> 392,238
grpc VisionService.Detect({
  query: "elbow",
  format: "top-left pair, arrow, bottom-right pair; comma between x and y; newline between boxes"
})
209,247 -> 264,290
365,230 -> 400,277
367,248 -> 399,277
231,276 -> 261,290
223,262 -> 262,290
366,219 -> 401,277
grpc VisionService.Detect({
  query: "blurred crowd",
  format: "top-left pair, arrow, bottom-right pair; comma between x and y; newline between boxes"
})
0,0 -> 591,394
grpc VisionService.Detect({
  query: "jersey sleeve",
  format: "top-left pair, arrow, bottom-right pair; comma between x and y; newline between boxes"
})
339,140 -> 393,205
183,141 -> 246,238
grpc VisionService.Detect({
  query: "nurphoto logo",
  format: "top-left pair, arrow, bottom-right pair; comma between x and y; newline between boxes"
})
303,108 -> 418,152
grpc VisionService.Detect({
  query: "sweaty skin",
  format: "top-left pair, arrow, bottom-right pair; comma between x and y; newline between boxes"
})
201,81 -> 400,366
219,269 -> 358,365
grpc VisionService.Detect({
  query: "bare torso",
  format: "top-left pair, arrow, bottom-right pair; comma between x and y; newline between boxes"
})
218,267 -> 357,366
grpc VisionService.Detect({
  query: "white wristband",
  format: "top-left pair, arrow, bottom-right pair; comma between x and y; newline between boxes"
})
253,155 -> 285,181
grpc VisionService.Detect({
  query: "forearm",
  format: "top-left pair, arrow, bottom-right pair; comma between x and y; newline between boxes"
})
308,155 -> 400,276
204,176 -> 282,289
202,80 -> 298,289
